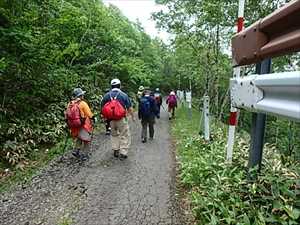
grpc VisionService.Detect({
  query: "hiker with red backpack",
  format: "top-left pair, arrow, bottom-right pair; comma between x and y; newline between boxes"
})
153,88 -> 162,118
138,89 -> 159,143
65,88 -> 94,161
101,79 -> 135,160
166,91 -> 177,120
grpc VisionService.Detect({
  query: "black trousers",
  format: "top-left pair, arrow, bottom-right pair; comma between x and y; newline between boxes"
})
141,117 -> 155,140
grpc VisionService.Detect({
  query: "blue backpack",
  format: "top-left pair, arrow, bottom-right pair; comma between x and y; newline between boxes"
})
139,97 -> 151,117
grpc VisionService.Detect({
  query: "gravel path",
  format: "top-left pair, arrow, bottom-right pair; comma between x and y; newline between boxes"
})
0,109 -> 183,225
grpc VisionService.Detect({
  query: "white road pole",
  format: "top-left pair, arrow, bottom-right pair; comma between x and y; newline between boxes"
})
203,95 -> 210,141
226,0 -> 245,162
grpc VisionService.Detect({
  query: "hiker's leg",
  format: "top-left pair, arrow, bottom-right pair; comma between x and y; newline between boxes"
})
119,118 -> 131,156
168,106 -> 172,119
71,138 -> 82,158
172,108 -> 175,118
149,118 -> 155,139
105,120 -> 110,131
75,138 -> 82,150
141,119 -> 147,140
106,120 -> 111,135
83,141 -> 90,151
110,120 -> 120,151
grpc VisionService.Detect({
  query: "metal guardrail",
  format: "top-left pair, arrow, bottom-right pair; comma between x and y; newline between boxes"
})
232,0 -> 300,66
231,71 -> 300,121
228,0 -> 300,171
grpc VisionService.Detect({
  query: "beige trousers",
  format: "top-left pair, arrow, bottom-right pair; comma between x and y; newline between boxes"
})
110,118 -> 131,155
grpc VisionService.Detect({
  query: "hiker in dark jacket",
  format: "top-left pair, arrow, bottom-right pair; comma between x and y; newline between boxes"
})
138,89 -> 159,143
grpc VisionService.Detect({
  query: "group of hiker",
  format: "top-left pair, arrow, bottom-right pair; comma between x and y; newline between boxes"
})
64,78 -> 178,161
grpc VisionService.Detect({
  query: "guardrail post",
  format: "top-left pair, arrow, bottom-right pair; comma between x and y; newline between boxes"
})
248,58 -> 271,171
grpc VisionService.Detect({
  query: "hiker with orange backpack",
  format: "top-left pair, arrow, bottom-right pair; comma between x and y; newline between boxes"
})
65,88 -> 95,161
166,91 -> 177,120
101,79 -> 135,160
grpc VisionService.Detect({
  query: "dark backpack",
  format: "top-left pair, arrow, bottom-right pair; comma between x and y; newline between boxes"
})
139,96 -> 152,117
101,92 -> 126,120
65,101 -> 82,128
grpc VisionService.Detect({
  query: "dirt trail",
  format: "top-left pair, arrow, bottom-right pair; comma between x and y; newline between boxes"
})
0,109 -> 183,225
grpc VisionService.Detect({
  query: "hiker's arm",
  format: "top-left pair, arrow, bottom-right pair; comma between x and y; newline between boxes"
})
138,104 -> 141,119
100,94 -> 108,109
128,107 -> 135,121
81,102 -> 93,118
152,99 -> 159,117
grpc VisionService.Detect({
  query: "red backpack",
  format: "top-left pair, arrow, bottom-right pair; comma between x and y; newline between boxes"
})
65,101 -> 82,128
101,92 -> 126,120
168,95 -> 177,107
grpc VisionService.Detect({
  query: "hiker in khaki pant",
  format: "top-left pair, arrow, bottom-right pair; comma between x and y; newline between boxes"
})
110,118 -> 131,156
101,79 -> 135,160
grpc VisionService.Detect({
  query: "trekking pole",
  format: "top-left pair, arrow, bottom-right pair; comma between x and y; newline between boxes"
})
59,126 -> 70,162
62,124 -> 70,151
161,104 -> 167,112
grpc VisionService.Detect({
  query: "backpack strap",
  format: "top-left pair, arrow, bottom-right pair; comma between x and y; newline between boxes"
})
110,91 -> 121,100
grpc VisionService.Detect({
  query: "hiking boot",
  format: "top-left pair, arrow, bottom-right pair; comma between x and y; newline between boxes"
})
113,150 -> 120,158
149,137 -> 154,141
72,149 -> 80,158
105,130 -> 111,135
79,153 -> 89,161
142,138 -> 147,143
119,154 -> 128,161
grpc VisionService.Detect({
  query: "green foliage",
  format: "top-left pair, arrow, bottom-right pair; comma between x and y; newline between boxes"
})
154,0 -> 300,158
173,106 -> 300,225
0,0 -> 169,166
58,216 -> 73,225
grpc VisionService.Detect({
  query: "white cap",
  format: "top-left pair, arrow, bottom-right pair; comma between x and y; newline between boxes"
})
111,78 -> 121,86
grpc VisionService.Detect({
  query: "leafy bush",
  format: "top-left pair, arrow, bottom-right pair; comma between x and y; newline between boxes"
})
0,103 -> 66,165
173,107 -> 300,225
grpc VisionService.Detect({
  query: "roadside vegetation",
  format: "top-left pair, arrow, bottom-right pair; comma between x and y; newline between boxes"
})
172,106 -> 300,225
0,138 -> 72,193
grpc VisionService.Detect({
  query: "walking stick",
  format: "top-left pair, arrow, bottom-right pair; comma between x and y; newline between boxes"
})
161,104 -> 167,112
62,125 -> 70,152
